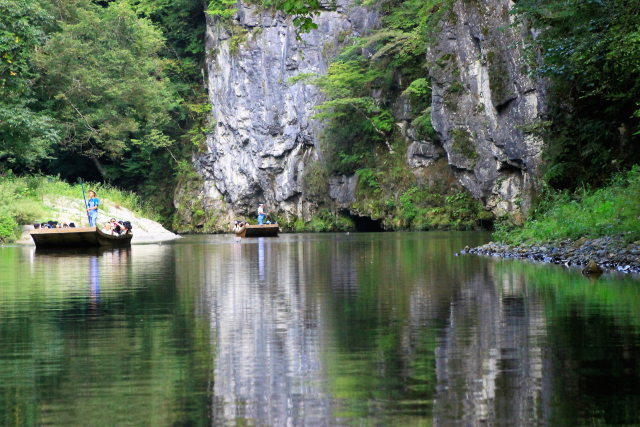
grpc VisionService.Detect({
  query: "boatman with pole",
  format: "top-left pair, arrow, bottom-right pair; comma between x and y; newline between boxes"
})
85,188 -> 99,227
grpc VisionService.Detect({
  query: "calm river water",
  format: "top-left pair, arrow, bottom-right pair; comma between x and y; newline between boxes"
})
1,232 -> 640,426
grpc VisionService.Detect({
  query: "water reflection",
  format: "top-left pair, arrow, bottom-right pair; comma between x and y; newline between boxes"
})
0,233 -> 639,425
194,236 -> 331,425
433,264 -> 546,426
90,255 -> 100,308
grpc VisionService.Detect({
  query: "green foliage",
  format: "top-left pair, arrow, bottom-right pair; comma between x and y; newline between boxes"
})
290,0 -> 448,177
229,28 -> 248,56
450,127 -> 477,161
513,0 -> 640,190
0,211 -> 18,243
37,0 -> 177,165
0,0 -> 50,98
0,0 -> 59,170
278,0 -> 321,33
0,104 -> 59,169
207,0 -> 237,20
495,166 -> 640,244
355,168 -> 379,193
348,147 -> 487,230
285,209 -> 354,232
303,160 -> 330,202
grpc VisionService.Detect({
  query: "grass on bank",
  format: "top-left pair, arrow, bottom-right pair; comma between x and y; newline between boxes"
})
0,174 -> 158,243
494,165 -> 640,245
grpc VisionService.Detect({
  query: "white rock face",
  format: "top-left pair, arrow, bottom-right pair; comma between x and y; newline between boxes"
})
186,0 -> 546,226
427,0 -> 546,217
194,0 -> 378,222
16,196 -> 179,244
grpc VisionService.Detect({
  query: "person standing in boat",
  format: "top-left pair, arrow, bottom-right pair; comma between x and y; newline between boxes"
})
257,203 -> 266,225
86,190 -> 99,227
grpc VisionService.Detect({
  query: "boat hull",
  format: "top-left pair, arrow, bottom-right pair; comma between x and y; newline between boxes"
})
30,227 -> 133,248
234,224 -> 279,238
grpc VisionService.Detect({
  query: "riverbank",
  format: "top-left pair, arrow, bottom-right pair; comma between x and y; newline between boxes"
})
15,199 -> 179,245
464,167 -> 640,275
463,235 -> 640,274
1,175 -> 178,244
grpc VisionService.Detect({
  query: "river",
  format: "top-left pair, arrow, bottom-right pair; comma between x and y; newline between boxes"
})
1,232 -> 639,426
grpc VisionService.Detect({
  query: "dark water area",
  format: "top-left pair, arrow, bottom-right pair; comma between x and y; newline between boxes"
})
1,232 -> 640,426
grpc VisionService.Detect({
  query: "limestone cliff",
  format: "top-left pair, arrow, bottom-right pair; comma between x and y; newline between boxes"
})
177,0 -> 545,229
181,0 -> 378,228
426,0 -> 545,218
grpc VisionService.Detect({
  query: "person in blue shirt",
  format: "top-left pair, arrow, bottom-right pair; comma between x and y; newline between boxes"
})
257,203 -> 265,225
86,190 -> 99,227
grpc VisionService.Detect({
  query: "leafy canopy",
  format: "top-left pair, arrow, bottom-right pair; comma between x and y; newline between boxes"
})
0,0 -> 59,169
513,0 -> 640,189
37,0 -> 178,167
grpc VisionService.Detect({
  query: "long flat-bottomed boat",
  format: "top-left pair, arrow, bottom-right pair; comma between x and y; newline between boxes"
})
234,224 -> 279,238
30,227 -> 133,248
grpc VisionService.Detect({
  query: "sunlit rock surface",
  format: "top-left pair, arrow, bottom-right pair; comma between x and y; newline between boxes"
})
186,0 -> 546,227
193,0 -> 378,224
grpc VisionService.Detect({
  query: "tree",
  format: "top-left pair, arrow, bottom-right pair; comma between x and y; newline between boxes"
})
513,0 -> 640,189
0,0 -> 59,170
36,0 -> 179,179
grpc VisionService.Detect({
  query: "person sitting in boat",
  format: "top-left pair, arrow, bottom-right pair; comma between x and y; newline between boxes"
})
257,203 -> 266,225
86,190 -> 99,227
232,220 -> 246,234
118,220 -> 132,234
103,218 -> 123,235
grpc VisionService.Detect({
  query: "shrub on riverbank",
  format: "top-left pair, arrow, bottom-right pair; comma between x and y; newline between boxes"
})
0,174 -> 158,243
495,166 -> 640,244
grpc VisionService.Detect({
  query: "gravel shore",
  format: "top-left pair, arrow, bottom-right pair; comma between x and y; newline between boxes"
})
462,235 -> 640,274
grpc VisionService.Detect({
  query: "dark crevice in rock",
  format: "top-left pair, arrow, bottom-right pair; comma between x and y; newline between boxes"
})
348,213 -> 384,232
495,95 -> 518,114
498,160 -> 523,173
471,34 -> 482,53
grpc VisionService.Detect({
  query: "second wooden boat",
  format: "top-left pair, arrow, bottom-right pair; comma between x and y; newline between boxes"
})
234,224 -> 279,238
30,227 -> 133,248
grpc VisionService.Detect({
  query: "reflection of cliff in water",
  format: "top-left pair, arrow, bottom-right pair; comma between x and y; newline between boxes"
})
433,264 -> 547,426
197,237 -> 331,425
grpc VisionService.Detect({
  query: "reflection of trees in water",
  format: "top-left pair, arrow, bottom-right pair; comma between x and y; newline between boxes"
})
0,244 -> 212,425
199,237 -> 332,426
433,264 -> 547,426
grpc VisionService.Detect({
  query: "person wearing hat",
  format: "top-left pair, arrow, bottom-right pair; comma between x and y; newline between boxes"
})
257,203 -> 266,225
86,190 -> 99,227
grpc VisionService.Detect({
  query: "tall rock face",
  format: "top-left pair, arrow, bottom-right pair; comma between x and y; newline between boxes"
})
188,1 -> 378,225
426,0 -> 546,218
178,0 -> 546,229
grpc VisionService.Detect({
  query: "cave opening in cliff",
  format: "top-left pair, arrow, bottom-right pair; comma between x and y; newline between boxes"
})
348,213 -> 384,232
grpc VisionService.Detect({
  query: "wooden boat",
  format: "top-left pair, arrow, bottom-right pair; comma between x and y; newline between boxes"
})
233,224 -> 279,238
30,227 -> 133,248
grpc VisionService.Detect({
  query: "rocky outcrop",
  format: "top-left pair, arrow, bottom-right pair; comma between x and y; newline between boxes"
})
181,0 -> 546,229
190,0 -> 378,227
427,0 -> 546,218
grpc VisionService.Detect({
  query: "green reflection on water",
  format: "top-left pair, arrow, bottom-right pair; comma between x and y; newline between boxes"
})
0,233 -> 639,426
492,260 -> 640,426
0,245 -> 213,426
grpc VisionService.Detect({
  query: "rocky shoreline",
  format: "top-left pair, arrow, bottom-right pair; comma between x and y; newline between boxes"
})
461,235 -> 640,275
